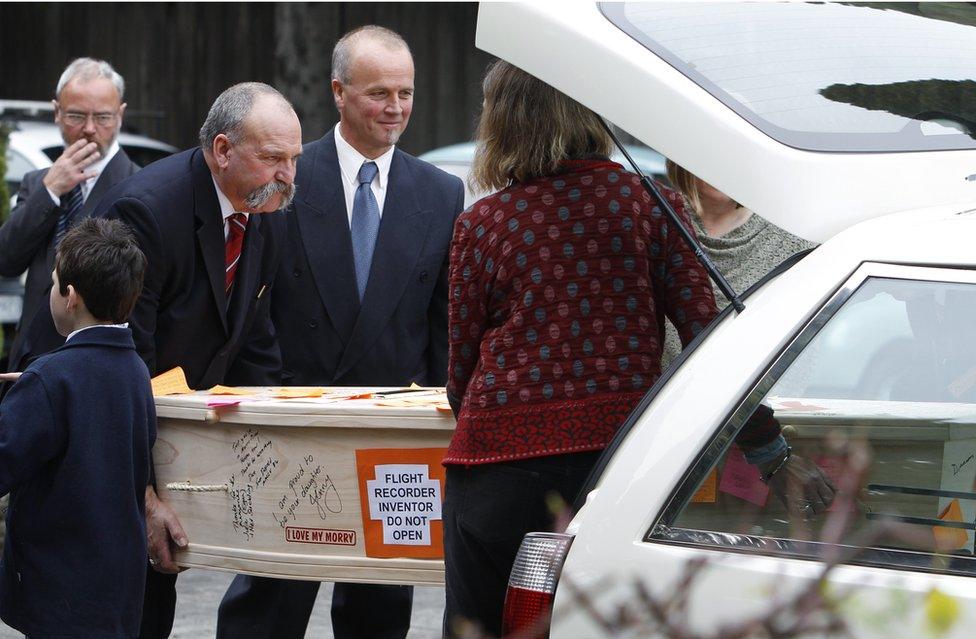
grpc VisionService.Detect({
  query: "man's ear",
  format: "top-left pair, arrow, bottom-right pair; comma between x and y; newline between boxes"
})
52,99 -> 62,125
212,133 -> 233,170
65,284 -> 82,313
331,79 -> 345,109
118,102 -> 128,122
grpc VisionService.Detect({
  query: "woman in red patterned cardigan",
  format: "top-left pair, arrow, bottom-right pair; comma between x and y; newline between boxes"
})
440,61 -> 717,638
442,60 -> 836,639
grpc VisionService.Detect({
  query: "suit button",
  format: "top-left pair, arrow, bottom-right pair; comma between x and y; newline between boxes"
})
419,270 -> 429,282
307,320 -> 318,329
293,269 -> 302,277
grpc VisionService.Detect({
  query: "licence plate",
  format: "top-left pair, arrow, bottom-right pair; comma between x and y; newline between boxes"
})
0,295 -> 23,323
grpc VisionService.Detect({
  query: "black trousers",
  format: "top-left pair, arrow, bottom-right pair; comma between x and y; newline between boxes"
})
217,576 -> 413,639
139,568 -> 177,639
442,451 -> 600,639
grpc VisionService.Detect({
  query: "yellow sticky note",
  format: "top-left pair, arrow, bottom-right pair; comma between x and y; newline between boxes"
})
270,387 -> 326,399
933,498 -> 968,550
373,399 -> 423,408
151,367 -> 192,396
691,469 -> 718,503
208,385 -> 257,396
374,396 -> 450,410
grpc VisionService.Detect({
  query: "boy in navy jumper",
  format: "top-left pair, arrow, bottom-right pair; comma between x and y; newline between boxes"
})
0,218 -> 154,638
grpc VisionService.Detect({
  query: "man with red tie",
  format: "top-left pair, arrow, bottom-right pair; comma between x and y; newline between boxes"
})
217,26 -> 464,639
92,81 -> 303,639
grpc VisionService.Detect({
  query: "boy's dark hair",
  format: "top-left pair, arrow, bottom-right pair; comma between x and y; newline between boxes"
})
55,218 -> 147,323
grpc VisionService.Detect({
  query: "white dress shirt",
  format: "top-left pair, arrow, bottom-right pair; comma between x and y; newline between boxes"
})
334,123 -> 395,227
66,322 -> 129,342
212,177 -> 250,239
47,139 -> 121,205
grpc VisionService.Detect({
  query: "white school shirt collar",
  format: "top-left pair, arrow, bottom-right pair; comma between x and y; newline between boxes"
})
334,123 -> 395,224
66,322 -> 129,343
211,176 -> 250,239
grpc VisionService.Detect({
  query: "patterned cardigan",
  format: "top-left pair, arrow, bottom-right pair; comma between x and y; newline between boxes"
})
444,159 -> 718,465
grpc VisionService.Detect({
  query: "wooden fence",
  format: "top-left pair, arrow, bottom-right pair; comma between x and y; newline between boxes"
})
0,2 -> 494,155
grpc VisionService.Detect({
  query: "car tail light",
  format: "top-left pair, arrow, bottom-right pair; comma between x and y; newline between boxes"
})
502,532 -> 574,638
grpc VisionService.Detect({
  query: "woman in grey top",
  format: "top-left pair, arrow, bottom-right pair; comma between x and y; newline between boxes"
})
661,160 -> 815,367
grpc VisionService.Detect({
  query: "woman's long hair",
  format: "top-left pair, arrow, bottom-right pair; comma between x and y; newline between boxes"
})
666,159 -> 742,215
470,60 -> 613,193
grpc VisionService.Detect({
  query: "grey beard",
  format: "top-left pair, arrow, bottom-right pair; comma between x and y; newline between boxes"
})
245,180 -> 297,211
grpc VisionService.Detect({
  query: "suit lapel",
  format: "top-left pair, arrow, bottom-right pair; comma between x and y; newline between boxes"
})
335,150 -> 431,380
296,132 -> 361,344
191,150 -> 230,334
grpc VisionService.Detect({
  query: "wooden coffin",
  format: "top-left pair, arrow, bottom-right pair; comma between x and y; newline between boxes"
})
153,387 -> 455,585
680,397 -> 976,552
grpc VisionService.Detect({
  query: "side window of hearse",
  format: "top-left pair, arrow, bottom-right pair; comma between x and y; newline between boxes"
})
655,274 -> 976,573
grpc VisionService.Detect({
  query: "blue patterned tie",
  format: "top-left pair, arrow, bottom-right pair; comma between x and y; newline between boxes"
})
54,184 -> 84,247
351,161 -> 380,300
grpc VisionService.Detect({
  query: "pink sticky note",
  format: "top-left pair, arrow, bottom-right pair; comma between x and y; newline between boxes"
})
207,398 -> 242,408
776,400 -> 827,412
719,445 -> 769,506
814,455 -> 854,512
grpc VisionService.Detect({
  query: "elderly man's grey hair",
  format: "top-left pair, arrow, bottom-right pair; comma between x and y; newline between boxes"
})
331,25 -> 411,84
198,82 -> 294,151
55,57 -> 125,100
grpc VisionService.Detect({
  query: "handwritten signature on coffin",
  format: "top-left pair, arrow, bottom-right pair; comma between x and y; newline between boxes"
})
952,453 -> 975,477
273,454 -> 343,528
228,428 -> 280,541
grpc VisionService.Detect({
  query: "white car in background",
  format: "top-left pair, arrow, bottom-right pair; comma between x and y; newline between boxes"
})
3,100 -> 177,198
419,141 -> 668,209
476,3 -> 976,638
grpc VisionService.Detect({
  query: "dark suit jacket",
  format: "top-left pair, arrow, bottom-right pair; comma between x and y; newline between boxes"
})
273,129 -> 464,386
0,326 -> 155,638
0,150 -> 139,371
94,148 -> 284,389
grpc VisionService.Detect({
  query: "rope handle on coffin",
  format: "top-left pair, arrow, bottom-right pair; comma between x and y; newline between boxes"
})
165,481 -> 229,492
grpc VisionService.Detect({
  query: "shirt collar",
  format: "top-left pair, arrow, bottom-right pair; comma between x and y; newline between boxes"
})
335,123 -> 395,190
211,176 -> 250,225
66,322 -> 128,343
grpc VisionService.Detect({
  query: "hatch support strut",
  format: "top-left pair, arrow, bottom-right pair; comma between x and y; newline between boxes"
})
600,119 -> 745,313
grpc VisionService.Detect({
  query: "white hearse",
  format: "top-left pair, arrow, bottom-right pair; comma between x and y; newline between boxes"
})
477,3 -> 976,637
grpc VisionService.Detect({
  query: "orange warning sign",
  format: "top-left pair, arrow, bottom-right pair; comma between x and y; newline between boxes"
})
933,498 -> 969,550
355,448 -> 447,559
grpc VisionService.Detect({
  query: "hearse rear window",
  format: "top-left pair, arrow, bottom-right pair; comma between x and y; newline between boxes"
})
601,2 -> 976,152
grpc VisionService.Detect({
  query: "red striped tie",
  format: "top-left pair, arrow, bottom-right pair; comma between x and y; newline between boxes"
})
225,213 -> 248,295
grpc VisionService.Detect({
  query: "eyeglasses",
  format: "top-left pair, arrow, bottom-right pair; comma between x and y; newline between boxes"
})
60,111 -> 118,127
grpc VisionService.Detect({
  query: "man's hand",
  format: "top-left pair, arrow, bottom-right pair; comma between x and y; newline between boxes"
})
0,372 -> 21,383
145,485 -> 188,573
763,452 -> 836,517
41,139 -> 101,197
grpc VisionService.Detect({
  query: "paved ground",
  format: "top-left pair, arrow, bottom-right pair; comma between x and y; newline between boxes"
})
0,569 -> 445,638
